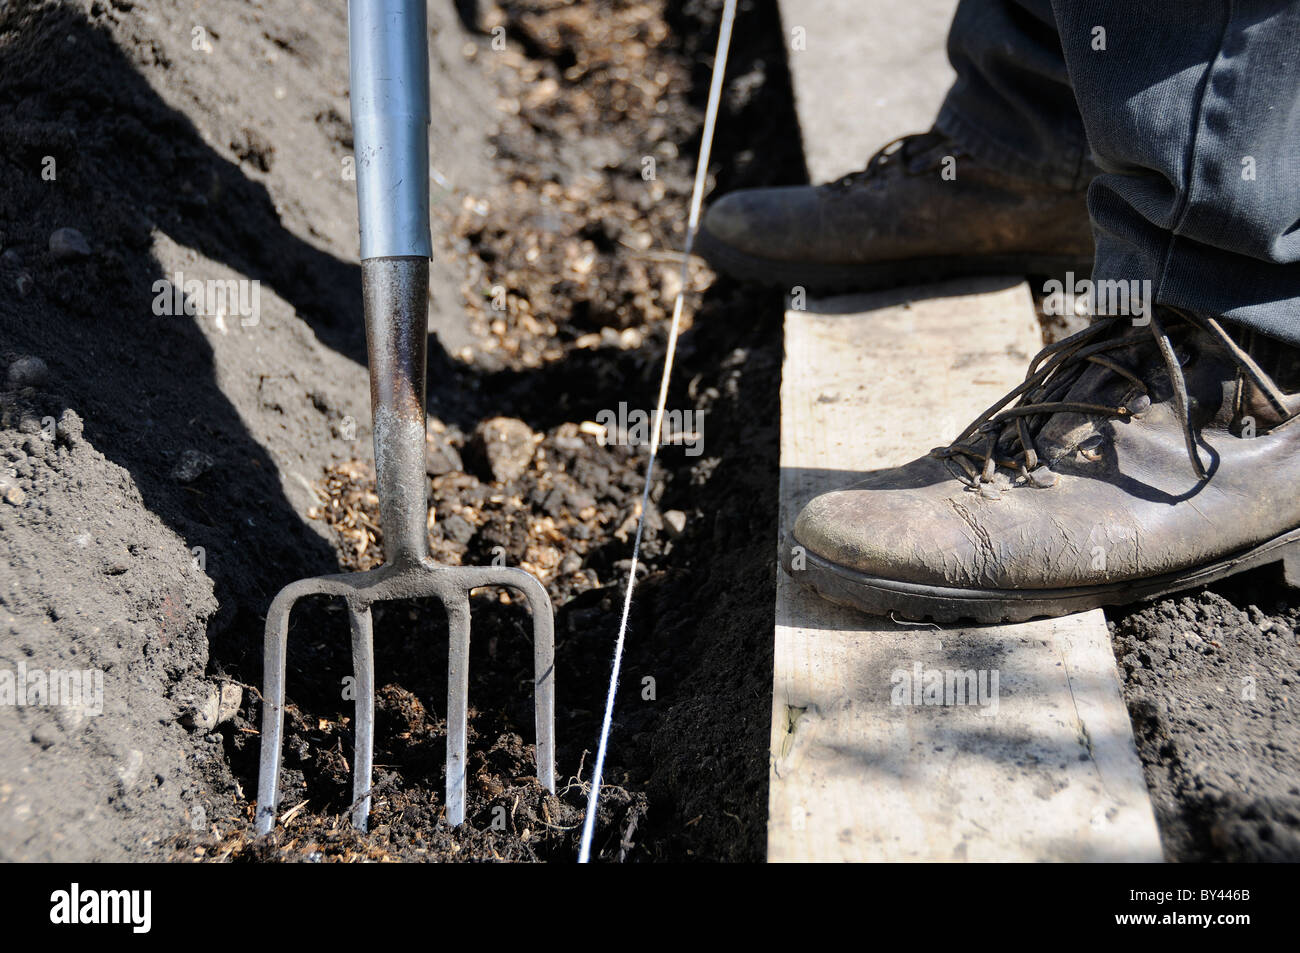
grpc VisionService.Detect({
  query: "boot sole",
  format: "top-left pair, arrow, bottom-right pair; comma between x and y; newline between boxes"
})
782,528 -> 1300,625
694,226 -> 1093,296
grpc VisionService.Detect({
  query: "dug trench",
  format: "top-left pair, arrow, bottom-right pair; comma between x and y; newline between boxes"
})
0,0 -> 1295,863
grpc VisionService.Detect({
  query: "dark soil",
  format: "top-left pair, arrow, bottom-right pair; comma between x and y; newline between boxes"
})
1,0 -> 1295,864
1109,576 -> 1300,862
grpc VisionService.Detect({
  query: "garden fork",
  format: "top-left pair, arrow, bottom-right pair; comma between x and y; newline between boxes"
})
254,0 -> 555,836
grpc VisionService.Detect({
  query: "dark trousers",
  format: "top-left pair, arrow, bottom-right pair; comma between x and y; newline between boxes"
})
935,0 -> 1300,346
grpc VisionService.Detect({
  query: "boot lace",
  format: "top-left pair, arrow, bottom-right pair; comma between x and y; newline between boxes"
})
932,308 -> 1291,488
830,130 -> 955,189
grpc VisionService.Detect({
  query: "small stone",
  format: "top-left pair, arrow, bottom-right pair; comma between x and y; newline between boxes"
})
103,558 -> 130,576
612,558 -> 648,579
15,273 -> 33,296
182,690 -> 219,732
117,749 -> 144,787
541,487 -> 565,518
561,479 -> 597,513
56,409 -> 83,445
1028,466 -> 1058,488
664,509 -> 687,536
977,483 -> 1002,501
1,249 -> 20,267
49,227 -> 91,261
6,355 -> 48,390
425,430 -> 463,476
31,723 -> 60,750
469,416 -> 536,483
171,449 -> 214,483
216,684 -> 242,724
3,485 -> 25,506
440,513 -> 475,544
182,683 -> 241,732
559,553 -> 582,574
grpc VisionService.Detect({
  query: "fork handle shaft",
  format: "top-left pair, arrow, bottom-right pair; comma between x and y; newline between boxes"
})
348,0 -> 431,260
350,0 -> 432,566
363,257 -> 429,565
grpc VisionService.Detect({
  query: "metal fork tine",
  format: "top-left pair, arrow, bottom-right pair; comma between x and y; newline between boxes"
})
348,603 -> 376,831
450,569 -> 556,794
255,587 -> 296,836
445,592 -> 472,826
519,581 -> 556,793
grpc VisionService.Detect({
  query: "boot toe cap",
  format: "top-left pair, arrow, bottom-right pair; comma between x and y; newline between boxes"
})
700,188 -> 807,257
700,191 -> 759,248
792,485 -> 970,586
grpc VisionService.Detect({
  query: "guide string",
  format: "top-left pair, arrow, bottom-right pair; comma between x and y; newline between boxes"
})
578,0 -> 739,864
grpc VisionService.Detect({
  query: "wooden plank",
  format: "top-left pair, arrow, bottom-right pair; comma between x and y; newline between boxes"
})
769,280 -> 1162,861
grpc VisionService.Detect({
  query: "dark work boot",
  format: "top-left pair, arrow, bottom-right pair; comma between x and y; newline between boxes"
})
782,310 -> 1300,623
696,129 -> 1094,294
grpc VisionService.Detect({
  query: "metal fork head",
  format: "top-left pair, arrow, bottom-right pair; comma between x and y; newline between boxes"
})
254,561 -> 555,836
253,257 -> 557,836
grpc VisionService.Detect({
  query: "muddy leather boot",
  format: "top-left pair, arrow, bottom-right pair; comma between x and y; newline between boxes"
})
782,310 -> 1300,623
696,130 -> 1094,294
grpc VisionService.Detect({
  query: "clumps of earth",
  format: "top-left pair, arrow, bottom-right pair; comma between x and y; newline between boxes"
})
450,0 -> 712,371
0,351 -> 225,859
310,414 -> 688,605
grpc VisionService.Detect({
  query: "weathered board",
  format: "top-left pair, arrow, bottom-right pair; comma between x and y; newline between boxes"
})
770,281 -> 1162,861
